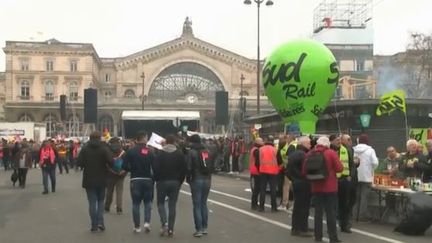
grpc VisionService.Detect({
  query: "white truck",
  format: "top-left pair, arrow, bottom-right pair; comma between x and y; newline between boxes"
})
0,122 -> 46,142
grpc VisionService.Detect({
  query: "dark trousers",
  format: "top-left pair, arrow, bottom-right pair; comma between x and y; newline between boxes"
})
32,153 -> 39,168
42,166 -> 56,192
314,193 -> 339,242
338,178 -> 352,230
251,175 -> 261,209
18,168 -> 29,187
58,157 -> 69,174
3,158 -> 10,170
292,180 -> 311,232
259,173 -> 277,210
156,180 -> 181,231
232,155 -> 239,172
86,186 -> 106,229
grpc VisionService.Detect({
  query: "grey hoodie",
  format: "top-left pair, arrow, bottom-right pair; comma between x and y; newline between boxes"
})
353,143 -> 379,183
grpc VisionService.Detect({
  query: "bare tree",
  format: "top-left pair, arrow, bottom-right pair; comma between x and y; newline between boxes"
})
398,33 -> 432,97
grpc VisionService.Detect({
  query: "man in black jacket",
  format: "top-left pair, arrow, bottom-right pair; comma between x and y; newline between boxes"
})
77,131 -> 113,232
286,136 -> 312,237
186,134 -> 211,238
154,134 -> 187,237
121,132 -> 155,234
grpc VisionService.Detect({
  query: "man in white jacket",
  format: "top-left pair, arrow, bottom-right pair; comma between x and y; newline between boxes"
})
353,134 -> 378,222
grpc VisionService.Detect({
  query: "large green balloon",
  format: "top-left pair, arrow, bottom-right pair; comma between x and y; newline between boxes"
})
262,39 -> 339,134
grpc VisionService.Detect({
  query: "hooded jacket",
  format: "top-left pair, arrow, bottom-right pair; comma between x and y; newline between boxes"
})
154,144 -> 187,183
286,144 -> 309,183
302,145 -> 343,193
186,142 -> 211,182
77,140 -> 113,188
353,143 -> 379,183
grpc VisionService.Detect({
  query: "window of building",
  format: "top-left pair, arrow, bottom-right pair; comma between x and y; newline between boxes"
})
98,115 -> 114,134
46,60 -> 54,71
124,89 -> 135,98
18,113 -> 33,122
105,74 -> 111,83
67,115 -> 81,137
20,80 -> 30,100
104,90 -> 112,98
70,60 -> 77,72
21,60 -> 29,71
339,60 -> 355,72
356,60 -> 365,71
45,80 -> 54,100
43,113 -> 57,138
69,81 -> 79,101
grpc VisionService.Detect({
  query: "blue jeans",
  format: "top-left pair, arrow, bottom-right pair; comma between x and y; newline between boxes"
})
190,179 -> 211,232
157,180 -> 181,231
130,179 -> 154,227
86,187 -> 106,229
42,166 -> 56,192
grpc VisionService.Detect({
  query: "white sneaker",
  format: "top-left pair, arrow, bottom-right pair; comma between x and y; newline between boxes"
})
143,223 -> 151,233
277,205 -> 287,211
133,227 -> 142,233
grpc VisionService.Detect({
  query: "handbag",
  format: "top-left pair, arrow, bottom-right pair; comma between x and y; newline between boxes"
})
11,169 -> 18,183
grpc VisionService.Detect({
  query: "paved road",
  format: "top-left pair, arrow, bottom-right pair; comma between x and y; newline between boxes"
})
0,169 -> 431,243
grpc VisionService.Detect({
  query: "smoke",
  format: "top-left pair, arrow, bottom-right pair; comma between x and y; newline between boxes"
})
375,57 -> 409,97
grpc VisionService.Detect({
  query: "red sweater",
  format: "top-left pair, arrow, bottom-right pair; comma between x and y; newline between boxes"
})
302,145 -> 343,193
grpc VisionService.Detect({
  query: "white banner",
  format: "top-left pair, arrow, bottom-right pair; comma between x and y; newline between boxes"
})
147,132 -> 164,150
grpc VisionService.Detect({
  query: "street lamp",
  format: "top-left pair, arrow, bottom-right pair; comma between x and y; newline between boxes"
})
240,73 -> 245,119
244,0 -> 273,114
140,72 -> 145,110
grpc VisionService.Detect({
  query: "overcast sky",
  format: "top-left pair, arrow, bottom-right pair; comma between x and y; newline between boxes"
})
1,0 -> 431,71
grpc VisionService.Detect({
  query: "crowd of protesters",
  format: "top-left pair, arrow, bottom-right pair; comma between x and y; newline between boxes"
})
2,132 -> 431,241
76,131 -> 212,237
247,133 -> 432,243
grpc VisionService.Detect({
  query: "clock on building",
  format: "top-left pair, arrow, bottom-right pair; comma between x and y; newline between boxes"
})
186,94 -> 198,104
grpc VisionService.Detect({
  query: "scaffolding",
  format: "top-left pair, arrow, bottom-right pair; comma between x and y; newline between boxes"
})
338,76 -> 376,99
313,0 -> 373,33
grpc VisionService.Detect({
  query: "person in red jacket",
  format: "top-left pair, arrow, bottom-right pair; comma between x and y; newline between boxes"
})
303,136 -> 343,243
249,138 -> 264,210
39,140 -> 57,194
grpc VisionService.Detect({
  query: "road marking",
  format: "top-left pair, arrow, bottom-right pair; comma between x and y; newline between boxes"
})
180,190 -> 329,243
208,188 -> 405,243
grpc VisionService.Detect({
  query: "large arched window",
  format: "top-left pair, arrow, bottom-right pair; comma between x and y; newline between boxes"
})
66,115 -> 81,137
148,62 -> 224,102
18,113 -> 33,122
45,80 -> 54,100
124,89 -> 135,98
43,113 -> 58,138
20,80 -> 30,100
98,115 -> 114,134
69,81 -> 79,101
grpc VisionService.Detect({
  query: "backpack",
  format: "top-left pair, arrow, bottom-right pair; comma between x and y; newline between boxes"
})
305,150 -> 328,181
197,149 -> 210,175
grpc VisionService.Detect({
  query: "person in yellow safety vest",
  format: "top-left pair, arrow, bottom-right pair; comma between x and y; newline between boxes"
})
257,135 -> 280,212
57,142 -> 69,174
330,134 -> 355,234
276,134 -> 296,210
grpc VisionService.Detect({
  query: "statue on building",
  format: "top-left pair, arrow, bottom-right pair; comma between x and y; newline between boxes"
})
182,17 -> 194,37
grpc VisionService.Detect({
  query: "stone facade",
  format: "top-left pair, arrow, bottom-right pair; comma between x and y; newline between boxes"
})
0,72 -> 5,120
2,20 -> 273,137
